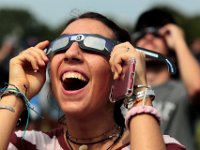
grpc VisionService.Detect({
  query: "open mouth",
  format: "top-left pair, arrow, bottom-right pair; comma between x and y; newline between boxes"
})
61,72 -> 89,91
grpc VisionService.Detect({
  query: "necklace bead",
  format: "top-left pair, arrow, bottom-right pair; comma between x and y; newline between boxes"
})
79,145 -> 88,150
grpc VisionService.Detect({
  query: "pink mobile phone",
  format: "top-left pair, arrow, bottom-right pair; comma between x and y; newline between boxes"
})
111,58 -> 136,102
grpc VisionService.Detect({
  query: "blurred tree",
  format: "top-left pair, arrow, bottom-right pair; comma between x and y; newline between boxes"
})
0,8 -> 63,88
0,8 -> 60,47
186,16 -> 200,44
0,8 -> 64,129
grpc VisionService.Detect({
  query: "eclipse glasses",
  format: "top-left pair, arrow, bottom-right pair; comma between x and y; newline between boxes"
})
131,27 -> 160,42
45,34 -> 116,56
45,34 -> 176,74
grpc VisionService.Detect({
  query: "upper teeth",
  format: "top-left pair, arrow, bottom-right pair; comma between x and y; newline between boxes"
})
62,72 -> 87,82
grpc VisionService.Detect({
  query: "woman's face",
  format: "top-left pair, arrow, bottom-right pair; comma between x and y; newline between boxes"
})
136,33 -> 168,56
50,18 -> 115,116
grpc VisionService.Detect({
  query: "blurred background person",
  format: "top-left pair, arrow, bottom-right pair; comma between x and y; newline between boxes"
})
131,7 -> 200,150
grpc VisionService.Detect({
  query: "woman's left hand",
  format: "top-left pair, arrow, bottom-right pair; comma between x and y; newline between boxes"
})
109,42 -> 147,86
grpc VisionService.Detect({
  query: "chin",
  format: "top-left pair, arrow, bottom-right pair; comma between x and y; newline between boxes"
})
60,100 -> 87,114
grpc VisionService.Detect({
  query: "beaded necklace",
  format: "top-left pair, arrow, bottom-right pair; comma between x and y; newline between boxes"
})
66,126 -> 124,150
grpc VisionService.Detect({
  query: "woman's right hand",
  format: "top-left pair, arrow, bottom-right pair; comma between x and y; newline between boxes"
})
8,41 -> 49,99
110,42 -> 147,86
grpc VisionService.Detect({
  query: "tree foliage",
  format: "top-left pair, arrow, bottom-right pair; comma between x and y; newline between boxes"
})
0,8 -> 60,48
0,6 -> 200,48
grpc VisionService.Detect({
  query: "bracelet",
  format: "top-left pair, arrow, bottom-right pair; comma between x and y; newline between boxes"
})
134,89 -> 155,101
134,84 -> 151,89
123,89 -> 155,109
125,105 -> 161,129
0,104 -> 15,112
0,83 -> 44,139
0,90 -> 21,99
0,83 -> 20,93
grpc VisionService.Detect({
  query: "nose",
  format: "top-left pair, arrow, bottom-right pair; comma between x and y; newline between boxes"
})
64,42 -> 83,63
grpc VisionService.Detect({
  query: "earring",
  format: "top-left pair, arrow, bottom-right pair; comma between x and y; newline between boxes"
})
109,87 -> 116,103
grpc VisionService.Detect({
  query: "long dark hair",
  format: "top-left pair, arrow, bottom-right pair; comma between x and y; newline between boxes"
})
64,12 -> 131,128
66,12 -> 130,43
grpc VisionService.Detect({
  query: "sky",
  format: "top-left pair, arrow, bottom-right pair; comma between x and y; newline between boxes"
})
0,0 -> 200,29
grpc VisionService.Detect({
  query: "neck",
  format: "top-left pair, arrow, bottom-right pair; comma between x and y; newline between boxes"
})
65,125 -> 124,150
66,125 -> 123,144
65,106 -> 116,140
63,102 -> 124,149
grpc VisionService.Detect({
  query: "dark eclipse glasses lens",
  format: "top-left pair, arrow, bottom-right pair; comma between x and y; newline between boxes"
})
45,33 -> 176,74
131,27 -> 160,43
45,34 -> 117,56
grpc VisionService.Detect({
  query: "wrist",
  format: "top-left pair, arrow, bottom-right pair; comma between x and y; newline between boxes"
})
132,97 -> 153,107
7,83 -> 28,96
124,85 -> 155,109
0,83 -> 28,111
133,84 -> 150,93
125,105 -> 161,129
0,95 -> 25,113
173,38 -> 187,51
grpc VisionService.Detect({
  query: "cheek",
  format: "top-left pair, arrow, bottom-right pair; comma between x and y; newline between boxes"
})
89,57 -> 113,95
89,57 -> 112,79
156,41 -> 168,55
49,55 -> 63,87
49,54 -> 63,74
136,40 -> 143,47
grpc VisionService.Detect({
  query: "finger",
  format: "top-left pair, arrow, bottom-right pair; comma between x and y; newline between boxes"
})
113,64 -> 123,80
35,40 -> 49,50
29,47 -> 49,62
110,45 -> 131,66
109,54 -> 122,80
28,48 -> 47,66
110,42 -> 137,79
159,25 -> 171,37
111,52 -> 132,80
22,54 -> 40,71
120,66 -> 127,80
22,47 -> 48,66
19,49 -> 47,71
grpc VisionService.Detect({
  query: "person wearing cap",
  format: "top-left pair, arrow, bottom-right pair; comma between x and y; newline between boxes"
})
131,8 -> 200,150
